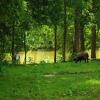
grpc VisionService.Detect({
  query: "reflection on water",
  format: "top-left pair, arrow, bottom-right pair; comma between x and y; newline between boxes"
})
5,50 -> 100,64
19,50 -> 55,64
19,50 -> 100,64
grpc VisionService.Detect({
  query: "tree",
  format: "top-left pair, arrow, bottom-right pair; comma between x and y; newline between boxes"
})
62,0 -> 67,62
91,0 -> 97,59
0,0 -> 11,61
0,0 -> 32,63
91,24 -> 96,59
28,0 -> 63,63
73,0 -> 85,53
72,0 -> 91,55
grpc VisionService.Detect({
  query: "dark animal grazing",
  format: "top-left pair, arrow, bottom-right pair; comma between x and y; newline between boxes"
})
73,52 -> 89,63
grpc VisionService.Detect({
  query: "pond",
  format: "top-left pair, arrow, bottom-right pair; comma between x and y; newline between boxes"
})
18,50 -> 70,64
4,50 -> 100,64
19,50 -> 55,64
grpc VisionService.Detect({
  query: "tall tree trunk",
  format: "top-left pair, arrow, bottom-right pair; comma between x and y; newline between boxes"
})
91,24 -> 96,59
0,32 -> 4,61
73,7 -> 85,54
0,23 -> 6,61
73,8 -> 80,54
62,0 -> 67,62
79,24 -> 85,52
12,20 -> 15,63
24,32 -> 27,64
54,25 -> 57,63
91,0 -> 96,59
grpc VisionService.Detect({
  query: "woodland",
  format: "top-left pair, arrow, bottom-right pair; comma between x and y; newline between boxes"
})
0,0 -> 100,63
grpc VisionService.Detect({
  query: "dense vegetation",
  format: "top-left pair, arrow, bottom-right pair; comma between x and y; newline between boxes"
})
0,61 -> 100,99
0,0 -> 100,63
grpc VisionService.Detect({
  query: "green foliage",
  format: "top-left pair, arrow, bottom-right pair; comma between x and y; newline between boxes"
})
0,0 -> 100,62
27,25 -> 54,50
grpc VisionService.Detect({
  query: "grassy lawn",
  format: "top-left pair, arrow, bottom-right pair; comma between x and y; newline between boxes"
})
0,61 -> 100,100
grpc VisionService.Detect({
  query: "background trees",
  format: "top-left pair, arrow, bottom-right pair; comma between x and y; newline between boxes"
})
0,0 -> 100,63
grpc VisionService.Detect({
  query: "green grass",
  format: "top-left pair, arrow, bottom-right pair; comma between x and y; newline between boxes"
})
0,61 -> 100,100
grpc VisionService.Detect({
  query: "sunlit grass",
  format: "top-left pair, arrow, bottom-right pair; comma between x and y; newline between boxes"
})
86,79 -> 100,85
0,61 -> 100,99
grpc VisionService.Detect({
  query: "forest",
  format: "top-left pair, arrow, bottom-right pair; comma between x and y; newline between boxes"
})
0,0 -> 100,64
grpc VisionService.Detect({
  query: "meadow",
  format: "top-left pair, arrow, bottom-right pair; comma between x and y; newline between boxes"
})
0,61 -> 100,100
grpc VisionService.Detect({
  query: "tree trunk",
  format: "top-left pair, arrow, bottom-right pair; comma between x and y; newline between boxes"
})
24,32 -> 27,64
79,24 -> 85,52
91,0 -> 96,59
12,20 -> 15,63
54,25 -> 57,63
91,24 -> 96,59
73,7 -> 85,54
73,11 -> 79,54
0,32 -> 4,61
73,8 -> 80,54
62,0 -> 67,62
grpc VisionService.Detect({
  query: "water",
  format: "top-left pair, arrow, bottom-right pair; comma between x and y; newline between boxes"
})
5,50 -> 100,64
19,50 -> 55,64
